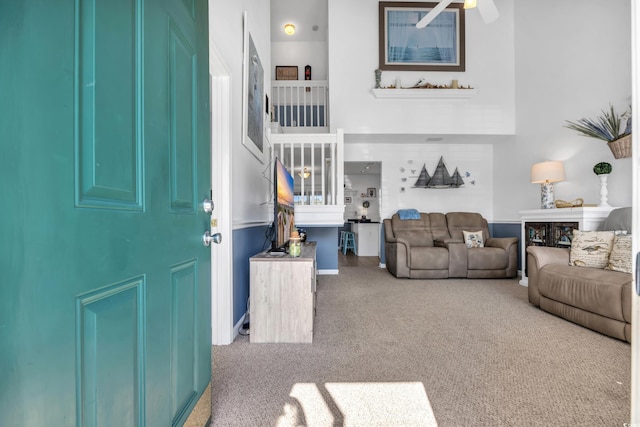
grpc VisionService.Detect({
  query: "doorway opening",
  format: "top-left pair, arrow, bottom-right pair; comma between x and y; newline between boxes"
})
341,162 -> 382,262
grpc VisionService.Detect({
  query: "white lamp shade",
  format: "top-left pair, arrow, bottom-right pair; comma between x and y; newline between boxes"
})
531,161 -> 565,184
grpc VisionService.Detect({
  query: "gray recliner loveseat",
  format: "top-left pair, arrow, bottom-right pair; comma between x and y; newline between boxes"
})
527,207 -> 632,342
384,212 -> 518,279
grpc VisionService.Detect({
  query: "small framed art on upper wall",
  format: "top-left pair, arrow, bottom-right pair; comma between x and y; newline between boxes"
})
275,66 -> 298,80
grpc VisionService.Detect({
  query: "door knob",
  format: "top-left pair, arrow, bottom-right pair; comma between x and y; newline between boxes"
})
202,198 -> 214,214
203,230 -> 222,247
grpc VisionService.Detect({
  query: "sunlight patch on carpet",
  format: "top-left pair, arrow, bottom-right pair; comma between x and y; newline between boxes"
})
277,382 -> 438,426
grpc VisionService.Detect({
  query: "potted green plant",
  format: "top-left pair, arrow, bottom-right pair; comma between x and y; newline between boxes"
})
593,161 -> 612,175
565,104 -> 632,159
593,162 -> 612,207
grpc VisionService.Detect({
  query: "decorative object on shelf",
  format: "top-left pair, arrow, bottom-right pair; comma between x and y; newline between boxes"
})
363,201 -> 370,208
593,162 -> 612,207
413,157 -> 465,189
411,77 -> 473,89
374,69 -> 382,89
367,188 -> 377,197
298,167 -> 311,179
593,161 -> 612,175
378,2 -> 466,72
531,161 -> 565,209
289,228 -> 301,257
565,104 -> 632,159
555,198 -> 584,208
304,65 -> 311,92
370,87 -> 477,99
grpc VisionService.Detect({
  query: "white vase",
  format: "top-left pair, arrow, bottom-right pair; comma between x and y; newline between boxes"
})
598,174 -> 610,207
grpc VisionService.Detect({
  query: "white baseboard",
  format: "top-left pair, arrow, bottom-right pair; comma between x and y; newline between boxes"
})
318,269 -> 339,275
231,314 -> 246,341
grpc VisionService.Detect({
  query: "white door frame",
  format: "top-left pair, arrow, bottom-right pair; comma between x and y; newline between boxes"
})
209,44 -> 234,345
631,0 -> 639,420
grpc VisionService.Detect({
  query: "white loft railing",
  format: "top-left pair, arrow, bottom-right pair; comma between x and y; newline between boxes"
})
270,129 -> 344,226
271,80 -> 329,132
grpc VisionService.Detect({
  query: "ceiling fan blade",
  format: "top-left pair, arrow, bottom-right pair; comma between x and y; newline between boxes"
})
415,0 -> 455,29
476,0 -> 499,23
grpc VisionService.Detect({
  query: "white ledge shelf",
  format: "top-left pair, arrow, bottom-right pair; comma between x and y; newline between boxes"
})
371,88 -> 477,99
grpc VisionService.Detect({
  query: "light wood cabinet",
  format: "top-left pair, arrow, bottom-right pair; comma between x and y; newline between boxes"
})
249,242 -> 317,343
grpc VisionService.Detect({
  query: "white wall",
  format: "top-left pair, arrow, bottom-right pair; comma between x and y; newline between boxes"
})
328,0 -> 631,221
214,0 -> 632,227
345,142 -> 494,220
328,0 -> 516,135
210,0 -> 273,227
494,0 -> 632,221
271,41 -> 328,80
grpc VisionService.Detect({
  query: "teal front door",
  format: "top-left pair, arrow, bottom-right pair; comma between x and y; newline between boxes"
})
0,1 -> 211,425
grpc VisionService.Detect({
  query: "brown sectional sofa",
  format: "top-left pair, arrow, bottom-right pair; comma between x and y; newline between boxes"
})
383,212 -> 518,279
526,207 -> 632,342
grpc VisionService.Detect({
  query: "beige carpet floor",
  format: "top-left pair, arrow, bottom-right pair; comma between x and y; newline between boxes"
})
211,261 -> 630,426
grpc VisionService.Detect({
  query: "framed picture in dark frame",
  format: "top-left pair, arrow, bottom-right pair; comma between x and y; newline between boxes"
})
275,66 -> 298,80
367,188 -> 377,197
378,1 -> 465,72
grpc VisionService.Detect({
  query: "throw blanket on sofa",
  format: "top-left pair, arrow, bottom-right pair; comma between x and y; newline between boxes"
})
397,209 -> 420,220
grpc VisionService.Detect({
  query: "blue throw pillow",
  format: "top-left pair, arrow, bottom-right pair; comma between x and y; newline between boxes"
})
397,209 -> 420,220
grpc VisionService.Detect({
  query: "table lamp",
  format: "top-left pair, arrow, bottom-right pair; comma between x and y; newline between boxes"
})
531,161 -> 565,209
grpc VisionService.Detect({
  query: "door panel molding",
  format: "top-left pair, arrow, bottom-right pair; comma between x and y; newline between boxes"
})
182,0 -> 196,20
75,276 -> 146,427
170,259 -> 199,424
169,19 -> 197,213
74,0 -> 144,211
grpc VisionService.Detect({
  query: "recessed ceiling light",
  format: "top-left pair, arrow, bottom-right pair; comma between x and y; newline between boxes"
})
284,23 -> 295,35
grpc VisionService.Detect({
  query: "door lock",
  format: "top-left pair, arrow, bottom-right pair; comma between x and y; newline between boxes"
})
202,198 -> 214,214
203,230 -> 222,246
